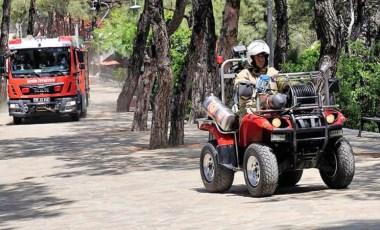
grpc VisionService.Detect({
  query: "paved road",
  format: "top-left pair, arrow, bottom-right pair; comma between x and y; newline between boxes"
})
0,77 -> 380,230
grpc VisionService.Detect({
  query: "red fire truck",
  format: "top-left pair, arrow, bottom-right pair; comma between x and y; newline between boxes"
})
1,36 -> 90,124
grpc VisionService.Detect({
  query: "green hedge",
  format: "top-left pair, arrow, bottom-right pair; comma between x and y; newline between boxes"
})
282,41 -> 380,131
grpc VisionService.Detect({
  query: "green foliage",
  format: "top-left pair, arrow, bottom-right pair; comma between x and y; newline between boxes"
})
163,3 -> 191,80
170,24 -> 191,80
287,0 -> 316,52
93,6 -> 138,57
336,41 -> 380,130
67,0 -> 92,20
10,0 -> 28,24
238,0 -> 268,45
281,42 -> 320,72
113,67 -> 128,84
212,0 -> 316,52
281,40 -> 380,131
35,0 -> 90,20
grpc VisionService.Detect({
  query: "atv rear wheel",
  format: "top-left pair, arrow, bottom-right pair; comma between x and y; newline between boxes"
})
200,142 -> 234,193
319,138 -> 355,189
278,170 -> 303,187
243,144 -> 278,197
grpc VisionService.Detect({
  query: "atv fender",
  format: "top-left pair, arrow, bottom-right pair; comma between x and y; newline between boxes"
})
200,123 -> 237,167
239,114 -> 272,146
199,123 -> 235,145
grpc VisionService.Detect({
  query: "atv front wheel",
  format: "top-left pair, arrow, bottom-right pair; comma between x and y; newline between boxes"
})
319,138 -> 355,189
243,144 -> 278,197
200,142 -> 234,193
278,170 -> 303,187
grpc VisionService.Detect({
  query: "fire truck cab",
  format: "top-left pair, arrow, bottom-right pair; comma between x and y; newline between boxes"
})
2,36 -> 90,124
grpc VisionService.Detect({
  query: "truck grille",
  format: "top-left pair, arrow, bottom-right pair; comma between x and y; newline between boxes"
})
20,83 -> 63,95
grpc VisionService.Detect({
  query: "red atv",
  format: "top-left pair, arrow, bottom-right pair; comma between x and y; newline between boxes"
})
197,46 -> 355,197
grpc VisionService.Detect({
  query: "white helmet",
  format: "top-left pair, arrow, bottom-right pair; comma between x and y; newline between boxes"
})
246,40 -> 270,66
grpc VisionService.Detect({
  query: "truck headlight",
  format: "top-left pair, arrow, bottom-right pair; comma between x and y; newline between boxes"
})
65,100 -> 76,106
9,103 -> 20,109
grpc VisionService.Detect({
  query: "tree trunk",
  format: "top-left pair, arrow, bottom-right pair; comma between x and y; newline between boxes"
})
215,0 -> 240,106
166,0 -> 187,37
133,0 -> 185,132
27,0 -> 36,36
188,0 -> 217,124
205,1 -> 218,96
314,0 -> 344,76
169,0 -> 210,146
132,56 -> 156,131
148,0 -> 174,149
346,0 -> 365,43
189,46 -> 207,123
274,0 -> 289,70
0,0 -> 11,109
116,2 -> 150,112
365,2 -> 380,46
46,11 -> 54,38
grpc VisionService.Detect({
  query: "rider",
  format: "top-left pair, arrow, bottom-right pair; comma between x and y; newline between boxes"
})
233,40 -> 280,119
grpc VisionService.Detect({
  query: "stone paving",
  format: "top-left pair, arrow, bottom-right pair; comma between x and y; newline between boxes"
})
0,77 -> 379,230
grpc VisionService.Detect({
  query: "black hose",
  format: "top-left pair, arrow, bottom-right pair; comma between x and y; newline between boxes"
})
286,83 -> 316,106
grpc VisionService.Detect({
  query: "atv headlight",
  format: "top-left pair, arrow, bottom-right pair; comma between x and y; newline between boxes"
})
271,118 -> 282,128
326,114 -> 335,124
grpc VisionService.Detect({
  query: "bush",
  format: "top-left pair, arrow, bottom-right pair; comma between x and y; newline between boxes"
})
336,41 -> 380,130
281,42 -> 320,72
282,41 -> 380,131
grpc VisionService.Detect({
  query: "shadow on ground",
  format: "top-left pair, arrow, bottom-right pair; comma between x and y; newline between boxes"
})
193,157 -> 380,201
0,112 -> 204,178
0,181 -> 74,227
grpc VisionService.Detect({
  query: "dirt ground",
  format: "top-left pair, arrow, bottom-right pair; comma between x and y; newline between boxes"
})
0,76 -> 380,230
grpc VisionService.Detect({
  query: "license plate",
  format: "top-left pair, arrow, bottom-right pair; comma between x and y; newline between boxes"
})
33,97 -> 50,102
35,88 -> 49,93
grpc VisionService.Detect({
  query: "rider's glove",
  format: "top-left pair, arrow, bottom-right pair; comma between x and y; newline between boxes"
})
232,104 -> 239,114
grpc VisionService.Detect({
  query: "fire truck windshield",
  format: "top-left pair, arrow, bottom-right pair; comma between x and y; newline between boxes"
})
10,47 -> 70,77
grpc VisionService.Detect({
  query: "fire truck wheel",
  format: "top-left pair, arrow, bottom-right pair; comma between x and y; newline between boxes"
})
13,117 -> 22,125
319,138 -> 355,189
71,113 -> 80,121
81,110 -> 87,118
200,142 -> 234,193
278,170 -> 303,187
243,144 -> 278,197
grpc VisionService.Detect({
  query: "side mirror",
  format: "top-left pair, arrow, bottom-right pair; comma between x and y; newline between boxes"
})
232,45 -> 247,58
0,56 -> 4,74
79,63 -> 85,69
77,51 -> 84,63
